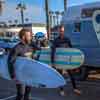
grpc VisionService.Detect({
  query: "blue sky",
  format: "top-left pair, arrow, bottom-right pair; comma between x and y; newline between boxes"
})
0,0 -> 100,24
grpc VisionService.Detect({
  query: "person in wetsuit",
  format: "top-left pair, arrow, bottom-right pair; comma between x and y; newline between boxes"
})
8,28 -> 40,100
51,25 -> 81,96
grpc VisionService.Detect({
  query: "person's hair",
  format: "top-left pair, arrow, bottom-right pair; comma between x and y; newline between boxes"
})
59,24 -> 64,29
19,28 -> 32,39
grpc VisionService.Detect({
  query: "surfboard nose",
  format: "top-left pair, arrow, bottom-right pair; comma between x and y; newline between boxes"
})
14,57 -> 66,88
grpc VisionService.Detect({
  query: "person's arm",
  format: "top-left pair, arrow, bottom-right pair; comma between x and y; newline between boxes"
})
51,39 -> 57,65
65,37 -> 72,47
68,39 -> 72,47
7,46 -> 19,79
31,41 -> 41,50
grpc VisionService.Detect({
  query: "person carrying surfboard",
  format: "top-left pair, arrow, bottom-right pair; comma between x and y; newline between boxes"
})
51,25 -> 81,96
8,28 -> 40,100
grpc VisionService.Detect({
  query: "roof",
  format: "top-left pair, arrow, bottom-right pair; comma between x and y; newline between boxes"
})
62,2 -> 100,23
0,23 -> 46,28
32,23 -> 46,27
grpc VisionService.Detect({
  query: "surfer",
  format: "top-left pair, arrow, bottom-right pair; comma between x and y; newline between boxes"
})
51,25 -> 81,96
8,28 -> 40,100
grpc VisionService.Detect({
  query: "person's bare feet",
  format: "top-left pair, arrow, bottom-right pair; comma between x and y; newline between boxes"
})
59,89 -> 81,96
59,90 -> 67,96
74,89 -> 81,95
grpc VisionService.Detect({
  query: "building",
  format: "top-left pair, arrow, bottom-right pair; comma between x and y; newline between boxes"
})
0,23 -> 47,37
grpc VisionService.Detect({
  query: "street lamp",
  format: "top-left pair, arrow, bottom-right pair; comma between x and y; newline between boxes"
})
16,2 -> 26,28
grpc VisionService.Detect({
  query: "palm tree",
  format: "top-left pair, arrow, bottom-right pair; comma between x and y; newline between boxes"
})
61,11 -> 64,17
55,11 -> 60,25
49,11 -> 54,28
8,20 -> 12,26
45,0 -> 50,39
0,0 -> 5,15
53,15 -> 56,27
25,18 -> 29,24
14,19 -> 18,26
58,11 -> 64,25
64,0 -> 67,11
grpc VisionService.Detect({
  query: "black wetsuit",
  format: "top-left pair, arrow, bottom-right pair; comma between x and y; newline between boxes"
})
51,36 -> 77,90
8,41 -> 40,100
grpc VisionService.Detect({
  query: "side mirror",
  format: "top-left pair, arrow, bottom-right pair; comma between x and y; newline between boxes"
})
0,48 -> 5,56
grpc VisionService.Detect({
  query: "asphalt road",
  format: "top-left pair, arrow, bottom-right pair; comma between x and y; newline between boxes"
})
0,77 -> 100,100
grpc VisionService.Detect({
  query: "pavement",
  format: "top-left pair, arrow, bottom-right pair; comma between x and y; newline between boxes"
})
0,77 -> 100,100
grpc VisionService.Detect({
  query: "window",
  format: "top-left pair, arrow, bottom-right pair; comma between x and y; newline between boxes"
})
74,22 -> 81,32
81,8 -> 100,18
96,14 -> 100,24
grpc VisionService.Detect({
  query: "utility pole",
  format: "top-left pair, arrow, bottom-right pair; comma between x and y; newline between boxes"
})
16,2 -> 26,28
45,0 -> 50,39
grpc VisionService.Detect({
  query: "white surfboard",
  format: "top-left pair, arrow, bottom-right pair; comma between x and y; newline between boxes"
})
0,55 -> 66,88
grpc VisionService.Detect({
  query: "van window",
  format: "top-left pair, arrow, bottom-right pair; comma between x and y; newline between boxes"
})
96,14 -> 100,24
74,22 -> 81,32
81,8 -> 100,18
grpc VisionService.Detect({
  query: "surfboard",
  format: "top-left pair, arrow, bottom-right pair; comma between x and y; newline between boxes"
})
34,48 -> 84,70
0,55 -> 66,88
93,10 -> 100,44
0,48 -> 5,55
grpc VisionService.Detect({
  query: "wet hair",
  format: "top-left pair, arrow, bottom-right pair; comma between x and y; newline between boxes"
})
19,28 -> 32,39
